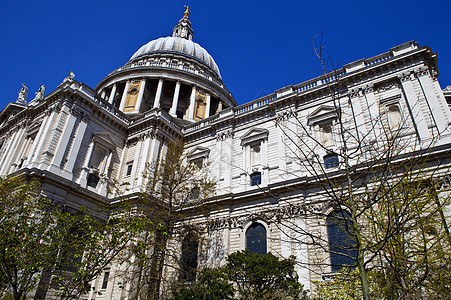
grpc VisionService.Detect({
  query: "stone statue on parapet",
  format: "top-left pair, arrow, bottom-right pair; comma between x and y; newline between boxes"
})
63,71 -> 75,83
183,5 -> 190,19
17,83 -> 28,105
32,84 -> 45,102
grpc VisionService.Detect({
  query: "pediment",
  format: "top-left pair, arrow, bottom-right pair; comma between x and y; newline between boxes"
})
92,132 -> 116,149
240,128 -> 269,145
187,146 -> 210,160
307,105 -> 337,125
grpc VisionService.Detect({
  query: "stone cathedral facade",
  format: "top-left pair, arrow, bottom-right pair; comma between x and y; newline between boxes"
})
1,8 -> 451,299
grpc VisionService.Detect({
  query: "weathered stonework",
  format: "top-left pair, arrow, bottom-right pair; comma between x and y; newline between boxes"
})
1,12 -> 451,300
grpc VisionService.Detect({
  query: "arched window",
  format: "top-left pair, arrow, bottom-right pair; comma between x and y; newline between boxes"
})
327,210 -> 357,272
246,223 -> 267,255
180,233 -> 198,282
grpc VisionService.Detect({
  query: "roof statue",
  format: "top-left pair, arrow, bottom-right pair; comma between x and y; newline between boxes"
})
183,5 -> 190,20
32,84 -> 45,102
16,83 -> 28,105
63,71 -> 75,83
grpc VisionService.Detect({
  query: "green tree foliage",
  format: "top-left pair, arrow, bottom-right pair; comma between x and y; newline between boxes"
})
172,268 -> 234,300
224,251 -> 305,300
174,250 -> 307,300
122,140 -> 217,299
312,268 -> 381,300
52,203 -> 151,299
0,176 -> 150,300
0,177 -> 61,300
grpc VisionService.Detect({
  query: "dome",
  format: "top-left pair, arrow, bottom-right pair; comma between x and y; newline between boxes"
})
130,36 -> 221,78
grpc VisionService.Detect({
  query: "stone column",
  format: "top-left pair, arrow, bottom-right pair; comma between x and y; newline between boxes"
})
153,79 -> 164,108
169,81 -> 181,117
216,101 -> 223,114
205,93 -> 211,118
24,113 -> 51,167
399,73 -> 429,142
65,114 -> 89,178
134,79 -> 147,113
7,126 -> 27,173
188,85 -> 197,120
12,136 -> 32,172
119,80 -> 130,111
0,133 -> 17,173
50,107 -> 79,172
101,89 -> 107,100
108,84 -> 117,104
0,127 -> 23,174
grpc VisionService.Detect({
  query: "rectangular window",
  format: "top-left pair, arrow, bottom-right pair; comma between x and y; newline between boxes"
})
250,172 -> 262,186
87,173 -> 100,188
324,154 -> 339,169
101,271 -> 110,290
126,161 -> 133,176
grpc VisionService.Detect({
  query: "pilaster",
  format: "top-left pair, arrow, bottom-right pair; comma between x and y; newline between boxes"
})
50,105 -> 79,173
65,114 -> 89,179
399,72 -> 429,142
416,67 -> 449,135
363,84 -> 381,141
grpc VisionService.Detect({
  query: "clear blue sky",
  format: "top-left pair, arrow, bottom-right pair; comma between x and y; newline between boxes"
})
1,0 -> 450,107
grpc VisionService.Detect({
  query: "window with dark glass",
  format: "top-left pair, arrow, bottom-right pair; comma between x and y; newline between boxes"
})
189,186 -> 200,200
327,210 -> 357,272
324,153 -> 339,169
87,173 -> 100,188
191,158 -> 203,169
250,172 -> 261,186
180,233 -> 198,282
126,162 -> 133,176
246,223 -> 267,255
101,270 -> 110,289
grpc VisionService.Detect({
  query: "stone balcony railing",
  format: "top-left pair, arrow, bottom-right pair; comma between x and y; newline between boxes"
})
183,42 -> 418,135
110,56 -> 226,90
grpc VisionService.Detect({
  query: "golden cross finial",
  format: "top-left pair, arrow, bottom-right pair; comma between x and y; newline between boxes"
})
183,5 -> 190,19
